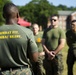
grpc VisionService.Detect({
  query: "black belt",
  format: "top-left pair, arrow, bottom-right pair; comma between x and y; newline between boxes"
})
1,65 -> 29,71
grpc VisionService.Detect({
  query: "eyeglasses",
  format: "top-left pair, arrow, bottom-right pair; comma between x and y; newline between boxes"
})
51,19 -> 57,22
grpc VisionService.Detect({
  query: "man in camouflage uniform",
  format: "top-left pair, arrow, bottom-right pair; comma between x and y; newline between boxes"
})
32,23 -> 45,75
66,20 -> 76,75
0,3 -> 38,75
42,14 -> 66,75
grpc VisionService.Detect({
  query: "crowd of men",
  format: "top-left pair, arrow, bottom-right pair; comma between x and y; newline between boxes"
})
0,2 -> 76,75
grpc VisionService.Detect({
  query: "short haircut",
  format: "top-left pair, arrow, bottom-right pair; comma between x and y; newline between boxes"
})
32,23 -> 39,27
50,14 -> 59,19
3,3 -> 19,18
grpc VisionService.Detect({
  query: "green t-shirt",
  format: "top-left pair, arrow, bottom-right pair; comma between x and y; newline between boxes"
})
34,32 -> 43,52
0,24 -> 38,68
66,29 -> 76,48
43,27 -> 65,50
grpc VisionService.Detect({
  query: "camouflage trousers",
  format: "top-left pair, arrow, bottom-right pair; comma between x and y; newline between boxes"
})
0,68 -> 33,75
32,56 -> 46,75
43,54 -> 63,75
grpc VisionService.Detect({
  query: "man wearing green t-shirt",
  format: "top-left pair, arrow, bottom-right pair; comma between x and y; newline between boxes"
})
42,14 -> 66,75
32,23 -> 45,75
0,3 -> 38,75
66,20 -> 76,75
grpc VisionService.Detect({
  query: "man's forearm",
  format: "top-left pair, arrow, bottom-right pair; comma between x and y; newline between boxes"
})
42,44 -> 50,54
42,39 -> 49,53
54,39 -> 65,55
54,44 -> 64,55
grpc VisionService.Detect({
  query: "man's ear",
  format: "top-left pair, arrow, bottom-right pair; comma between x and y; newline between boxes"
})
17,13 -> 19,18
17,13 -> 20,22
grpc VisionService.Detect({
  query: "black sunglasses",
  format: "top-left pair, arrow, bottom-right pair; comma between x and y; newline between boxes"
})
51,19 -> 57,22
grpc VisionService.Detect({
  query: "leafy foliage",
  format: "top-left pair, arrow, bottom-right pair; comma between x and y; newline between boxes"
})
0,0 -> 11,25
19,0 -> 58,29
0,0 -> 76,28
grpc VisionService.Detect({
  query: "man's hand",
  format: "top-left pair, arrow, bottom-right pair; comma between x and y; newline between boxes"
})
47,51 -> 55,60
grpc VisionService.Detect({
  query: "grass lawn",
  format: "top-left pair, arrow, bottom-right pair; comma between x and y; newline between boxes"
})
62,44 -> 76,75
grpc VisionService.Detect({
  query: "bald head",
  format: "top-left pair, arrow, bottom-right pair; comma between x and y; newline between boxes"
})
3,3 -> 19,24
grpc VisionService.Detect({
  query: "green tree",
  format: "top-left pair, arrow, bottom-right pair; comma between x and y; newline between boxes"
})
0,0 -> 11,25
19,0 -> 58,29
57,4 -> 68,10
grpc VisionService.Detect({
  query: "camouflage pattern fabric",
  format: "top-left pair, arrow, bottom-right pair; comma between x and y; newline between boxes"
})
0,68 -> 32,75
43,54 -> 63,75
32,55 -> 46,75
37,56 -> 45,75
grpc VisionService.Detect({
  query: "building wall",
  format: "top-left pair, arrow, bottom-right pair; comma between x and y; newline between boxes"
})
59,16 -> 67,30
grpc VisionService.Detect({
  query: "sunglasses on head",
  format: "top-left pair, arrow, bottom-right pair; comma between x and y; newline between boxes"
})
51,19 -> 57,22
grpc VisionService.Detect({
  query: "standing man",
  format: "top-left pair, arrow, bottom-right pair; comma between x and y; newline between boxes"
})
32,23 -> 45,75
42,14 -> 66,75
66,20 -> 76,75
0,3 -> 38,75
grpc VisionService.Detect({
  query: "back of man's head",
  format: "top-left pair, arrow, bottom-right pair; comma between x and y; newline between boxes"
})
3,3 -> 19,20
